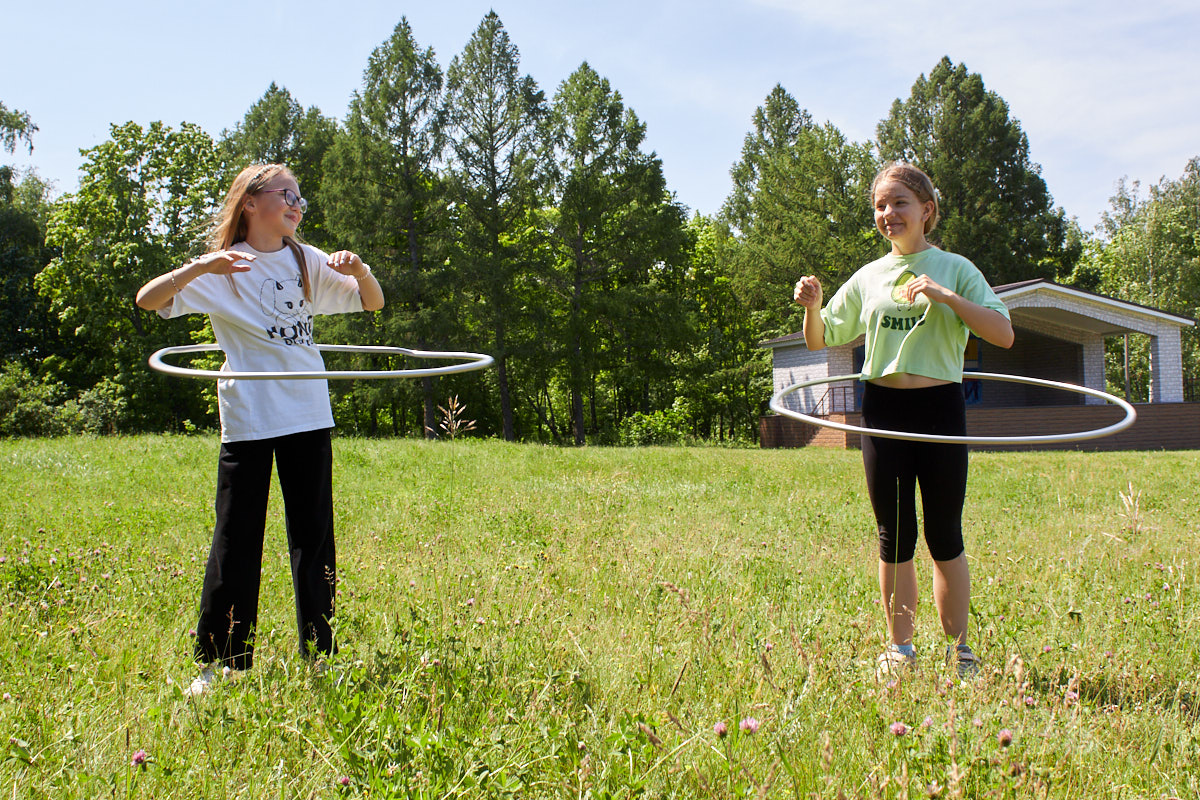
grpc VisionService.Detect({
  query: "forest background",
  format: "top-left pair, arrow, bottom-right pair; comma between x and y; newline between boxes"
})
2,13 -> 1198,445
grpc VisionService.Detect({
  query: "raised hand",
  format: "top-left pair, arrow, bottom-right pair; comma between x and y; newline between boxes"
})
326,250 -> 367,279
793,275 -> 823,309
199,250 -> 256,275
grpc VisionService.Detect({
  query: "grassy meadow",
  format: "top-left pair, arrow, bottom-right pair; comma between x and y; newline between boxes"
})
1,435 -> 1197,799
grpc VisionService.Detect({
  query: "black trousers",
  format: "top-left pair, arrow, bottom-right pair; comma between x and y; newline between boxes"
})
194,428 -> 336,670
861,382 -> 969,564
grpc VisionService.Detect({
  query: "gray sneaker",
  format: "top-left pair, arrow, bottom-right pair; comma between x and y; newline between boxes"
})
947,644 -> 981,679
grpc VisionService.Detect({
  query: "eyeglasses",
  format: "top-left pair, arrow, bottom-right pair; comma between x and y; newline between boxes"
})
259,188 -> 308,213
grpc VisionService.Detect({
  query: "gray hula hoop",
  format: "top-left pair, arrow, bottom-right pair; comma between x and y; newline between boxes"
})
769,372 -> 1137,445
148,343 -> 494,380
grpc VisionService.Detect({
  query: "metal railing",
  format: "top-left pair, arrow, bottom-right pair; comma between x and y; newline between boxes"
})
809,384 -> 859,416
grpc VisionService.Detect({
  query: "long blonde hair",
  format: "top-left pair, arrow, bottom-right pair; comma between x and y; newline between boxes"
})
211,163 -> 311,301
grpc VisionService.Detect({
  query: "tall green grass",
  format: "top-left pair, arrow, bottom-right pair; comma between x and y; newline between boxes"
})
1,436 -> 1197,798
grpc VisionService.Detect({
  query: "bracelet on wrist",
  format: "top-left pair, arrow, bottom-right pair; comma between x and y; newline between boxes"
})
354,264 -> 372,282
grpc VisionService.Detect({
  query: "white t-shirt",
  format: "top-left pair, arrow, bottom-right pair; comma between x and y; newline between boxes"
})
161,241 -> 366,442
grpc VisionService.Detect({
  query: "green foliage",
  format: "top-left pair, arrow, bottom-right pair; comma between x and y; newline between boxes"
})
0,101 -> 37,155
617,401 -> 692,446
444,11 -> 547,441
0,363 -> 79,436
0,362 -> 133,438
1,104 -> 58,369
220,82 -> 339,248
0,170 -> 59,367
545,62 -> 690,444
321,17 -> 455,438
673,215 -> 770,442
1073,158 -> 1200,398
3,44 -> 1159,444
722,84 -> 878,338
38,121 -> 222,431
877,57 -> 1080,285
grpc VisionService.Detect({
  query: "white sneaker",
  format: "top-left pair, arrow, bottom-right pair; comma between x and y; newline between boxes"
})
186,665 -> 217,697
876,645 -> 916,679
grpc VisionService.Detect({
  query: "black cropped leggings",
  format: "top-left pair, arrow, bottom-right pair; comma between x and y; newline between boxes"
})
861,382 -> 969,564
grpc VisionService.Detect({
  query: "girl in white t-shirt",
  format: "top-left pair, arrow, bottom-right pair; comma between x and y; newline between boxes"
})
137,163 -> 384,695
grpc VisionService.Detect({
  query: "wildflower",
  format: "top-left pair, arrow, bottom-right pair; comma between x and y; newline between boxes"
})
740,717 -> 760,734
1064,690 -> 1079,706
921,716 -> 934,729
466,597 -> 475,607
222,666 -> 232,679
997,729 -> 1014,747
713,721 -> 728,738
338,776 -> 350,786
1042,645 -> 1052,653
889,721 -> 907,736
131,749 -> 148,768
1024,696 -> 1037,707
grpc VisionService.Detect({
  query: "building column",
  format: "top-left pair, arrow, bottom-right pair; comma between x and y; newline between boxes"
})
1082,338 -> 1106,405
1148,328 -> 1185,403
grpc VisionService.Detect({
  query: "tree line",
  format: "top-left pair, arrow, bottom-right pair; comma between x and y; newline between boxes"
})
2,16 -> 1195,442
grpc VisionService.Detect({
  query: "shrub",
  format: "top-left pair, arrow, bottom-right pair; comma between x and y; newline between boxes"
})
618,401 -> 692,446
74,377 -> 129,435
0,362 -> 82,437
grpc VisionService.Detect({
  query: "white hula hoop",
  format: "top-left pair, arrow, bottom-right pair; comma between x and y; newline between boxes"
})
148,344 -> 494,380
769,372 -> 1137,445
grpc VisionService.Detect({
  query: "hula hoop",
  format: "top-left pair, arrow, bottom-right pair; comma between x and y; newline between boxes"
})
769,372 -> 1137,445
148,344 -> 494,380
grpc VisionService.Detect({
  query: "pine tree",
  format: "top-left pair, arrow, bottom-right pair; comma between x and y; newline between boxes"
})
876,57 -> 1080,284
320,17 -> 452,436
443,11 -> 546,441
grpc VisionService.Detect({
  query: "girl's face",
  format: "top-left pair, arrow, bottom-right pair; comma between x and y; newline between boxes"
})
873,178 -> 934,253
244,173 -> 304,239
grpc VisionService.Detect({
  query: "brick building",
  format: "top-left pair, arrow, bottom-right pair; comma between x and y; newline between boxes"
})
760,280 -> 1198,451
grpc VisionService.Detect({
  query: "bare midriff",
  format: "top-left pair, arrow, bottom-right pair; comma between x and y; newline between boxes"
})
868,373 -> 953,389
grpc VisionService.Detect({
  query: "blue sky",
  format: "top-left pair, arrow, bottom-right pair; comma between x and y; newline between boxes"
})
3,0 -> 1197,231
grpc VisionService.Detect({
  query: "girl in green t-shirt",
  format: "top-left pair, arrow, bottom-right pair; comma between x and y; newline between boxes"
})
793,163 -> 1014,679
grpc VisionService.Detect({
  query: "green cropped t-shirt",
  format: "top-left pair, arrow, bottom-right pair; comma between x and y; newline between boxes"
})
819,247 -> 1009,383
